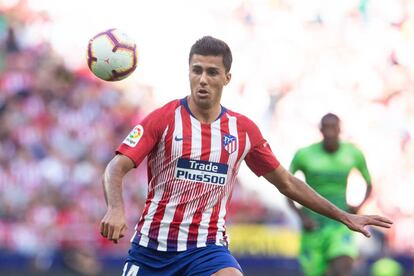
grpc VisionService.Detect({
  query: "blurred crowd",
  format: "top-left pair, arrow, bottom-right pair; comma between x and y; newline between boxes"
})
0,3 -> 144,270
1,0 -> 414,274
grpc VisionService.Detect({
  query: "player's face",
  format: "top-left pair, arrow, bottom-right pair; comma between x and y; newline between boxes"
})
320,117 -> 340,151
189,54 -> 231,109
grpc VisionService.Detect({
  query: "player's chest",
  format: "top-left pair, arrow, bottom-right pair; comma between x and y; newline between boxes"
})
167,124 -> 242,160
304,152 -> 355,173
165,125 -> 244,186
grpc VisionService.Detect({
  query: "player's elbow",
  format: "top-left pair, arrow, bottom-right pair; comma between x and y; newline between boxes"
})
276,176 -> 296,197
264,167 -> 296,197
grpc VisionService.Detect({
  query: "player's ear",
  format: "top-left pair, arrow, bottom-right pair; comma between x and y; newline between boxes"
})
225,73 -> 231,85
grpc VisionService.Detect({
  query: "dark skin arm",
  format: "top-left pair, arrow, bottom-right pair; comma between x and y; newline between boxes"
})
264,166 -> 392,237
288,180 -> 373,231
100,154 -> 135,243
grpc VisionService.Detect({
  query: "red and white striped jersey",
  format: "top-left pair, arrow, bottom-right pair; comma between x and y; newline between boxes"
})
117,97 -> 280,251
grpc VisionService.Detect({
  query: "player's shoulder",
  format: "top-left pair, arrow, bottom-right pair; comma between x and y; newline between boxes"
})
141,99 -> 181,131
294,142 -> 321,156
301,142 -> 321,152
155,99 -> 181,113
340,141 -> 359,150
340,141 -> 364,154
225,108 -> 258,130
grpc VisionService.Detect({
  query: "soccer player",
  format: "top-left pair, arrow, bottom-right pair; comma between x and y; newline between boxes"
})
288,113 -> 373,276
100,36 -> 392,276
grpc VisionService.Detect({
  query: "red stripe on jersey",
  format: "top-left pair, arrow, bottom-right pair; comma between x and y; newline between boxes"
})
145,121 -> 175,247
207,116 -> 230,242
166,107 -> 193,250
187,123 -> 212,245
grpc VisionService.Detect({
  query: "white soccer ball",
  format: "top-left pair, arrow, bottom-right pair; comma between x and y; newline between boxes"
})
87,28 -> 138,81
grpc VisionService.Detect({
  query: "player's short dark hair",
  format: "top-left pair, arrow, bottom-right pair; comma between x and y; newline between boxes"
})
321,113 -> 340,124
189,36 -> 233,73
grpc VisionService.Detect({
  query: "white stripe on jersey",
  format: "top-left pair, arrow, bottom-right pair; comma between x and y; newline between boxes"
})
189,115 -> 202,159
156,106 -> 184,251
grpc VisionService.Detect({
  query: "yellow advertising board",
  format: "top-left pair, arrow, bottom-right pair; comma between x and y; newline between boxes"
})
227,224 -> 300,257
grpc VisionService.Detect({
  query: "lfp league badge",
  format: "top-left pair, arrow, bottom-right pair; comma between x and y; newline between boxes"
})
223,134 -> 237,154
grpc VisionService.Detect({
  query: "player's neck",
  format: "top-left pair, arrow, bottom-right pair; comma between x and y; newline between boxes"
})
187,96 -> 221,124
322,141 -> 339,153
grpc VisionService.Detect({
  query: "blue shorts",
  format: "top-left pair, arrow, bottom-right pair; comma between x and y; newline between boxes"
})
122,242 -> 243,276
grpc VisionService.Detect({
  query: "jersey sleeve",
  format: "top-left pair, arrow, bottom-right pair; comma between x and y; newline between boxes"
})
116,108 -> 167,167
243,118 -> 280,176
353,146 -> 371,186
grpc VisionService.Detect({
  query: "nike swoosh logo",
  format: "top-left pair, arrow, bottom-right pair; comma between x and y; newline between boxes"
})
174,136 -> 184,141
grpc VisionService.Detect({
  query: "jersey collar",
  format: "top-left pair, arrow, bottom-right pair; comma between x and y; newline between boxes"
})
180,97 -> 227,122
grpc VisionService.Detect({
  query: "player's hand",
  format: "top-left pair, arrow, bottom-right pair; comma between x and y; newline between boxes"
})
343,213 -> 393,238
100,208 -> 128,244
301,215 -> 318,232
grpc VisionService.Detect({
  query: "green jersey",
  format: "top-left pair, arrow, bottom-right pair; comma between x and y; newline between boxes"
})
290,141 -> 371,226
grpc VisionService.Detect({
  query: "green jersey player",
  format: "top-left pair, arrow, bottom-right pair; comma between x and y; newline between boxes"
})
289,113 -> 372,276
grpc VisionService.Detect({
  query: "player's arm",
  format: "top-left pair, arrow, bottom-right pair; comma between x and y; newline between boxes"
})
100,104 -> 169,243
100,154 -> 135,243
350,147 -> 373,213
361,184 -> 372,205
287,153 -> 318,231
263,166 -> 392,237
349,184 -> 372,214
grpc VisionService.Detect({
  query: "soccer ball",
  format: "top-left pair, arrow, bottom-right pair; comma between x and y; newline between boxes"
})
87,28 -> 138,81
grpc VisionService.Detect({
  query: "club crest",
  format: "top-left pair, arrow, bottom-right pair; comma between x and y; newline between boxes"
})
223,134 -> 237,154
